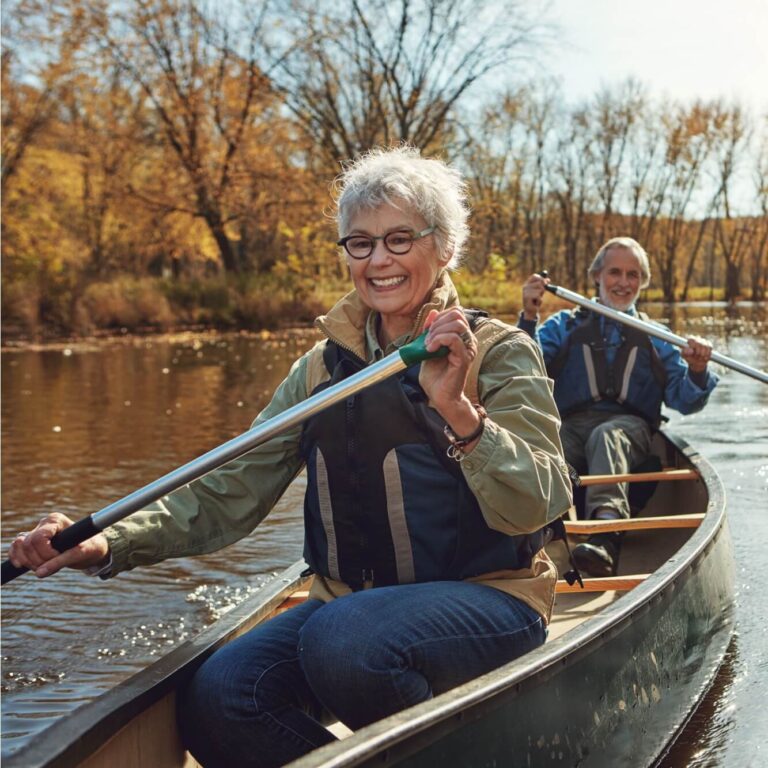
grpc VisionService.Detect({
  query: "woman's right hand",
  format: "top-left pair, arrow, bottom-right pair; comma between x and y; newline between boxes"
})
8,513 -> 110,578
521,273 -> 550,320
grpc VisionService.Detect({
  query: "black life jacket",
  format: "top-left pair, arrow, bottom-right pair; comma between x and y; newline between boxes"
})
547,308 -> 668,426
298,337 -> 551,590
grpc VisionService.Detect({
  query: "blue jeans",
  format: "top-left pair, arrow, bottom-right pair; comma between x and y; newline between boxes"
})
178,580 -> 546,768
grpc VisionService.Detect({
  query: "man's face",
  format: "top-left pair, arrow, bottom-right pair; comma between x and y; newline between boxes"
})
595,247 -> 643,311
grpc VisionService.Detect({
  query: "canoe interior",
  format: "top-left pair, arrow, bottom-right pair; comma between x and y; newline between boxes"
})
5,431 -> 733,768
548,432 -> 708,644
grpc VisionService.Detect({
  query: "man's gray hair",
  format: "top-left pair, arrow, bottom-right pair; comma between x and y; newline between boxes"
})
588,237 -> 651,289
334,146 -> 470,269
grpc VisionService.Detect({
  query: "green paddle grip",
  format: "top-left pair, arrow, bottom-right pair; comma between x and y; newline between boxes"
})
399,330 -> 451,366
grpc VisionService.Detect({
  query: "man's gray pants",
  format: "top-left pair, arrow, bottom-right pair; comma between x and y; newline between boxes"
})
559,410 -> 653,520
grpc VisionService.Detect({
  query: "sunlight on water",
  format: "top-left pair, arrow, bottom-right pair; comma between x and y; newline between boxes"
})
185,577 -> 277,623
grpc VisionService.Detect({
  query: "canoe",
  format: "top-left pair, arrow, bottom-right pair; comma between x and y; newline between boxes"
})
4,430 -> 734,768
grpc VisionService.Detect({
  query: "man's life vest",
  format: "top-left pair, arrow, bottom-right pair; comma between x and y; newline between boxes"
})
299,339 -> 550,591
546,308 -> 668,426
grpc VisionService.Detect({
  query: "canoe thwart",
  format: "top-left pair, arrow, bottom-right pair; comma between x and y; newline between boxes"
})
556,574 -> 650,593
278,590 -> 311,612
565,513 -> 705,535
577,468 -> 699,486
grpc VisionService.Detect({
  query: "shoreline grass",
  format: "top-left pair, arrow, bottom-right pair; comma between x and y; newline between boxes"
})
0,273 -> 740,347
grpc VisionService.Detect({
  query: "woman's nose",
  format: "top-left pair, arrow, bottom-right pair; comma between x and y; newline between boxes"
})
369,239 -> 392,263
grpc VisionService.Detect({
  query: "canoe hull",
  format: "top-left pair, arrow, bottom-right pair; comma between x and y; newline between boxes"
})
327,515 -> 733,768
289,433 -> 734,768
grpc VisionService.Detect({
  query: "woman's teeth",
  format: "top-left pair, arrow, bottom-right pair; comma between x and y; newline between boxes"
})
371,276 -> 407,287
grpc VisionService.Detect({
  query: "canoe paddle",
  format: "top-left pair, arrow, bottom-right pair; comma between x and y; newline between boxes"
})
540,276 -> 768,385
1,332 -> 448,585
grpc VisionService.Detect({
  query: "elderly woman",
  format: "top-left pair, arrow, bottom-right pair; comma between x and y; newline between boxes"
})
9,146 -> 572,768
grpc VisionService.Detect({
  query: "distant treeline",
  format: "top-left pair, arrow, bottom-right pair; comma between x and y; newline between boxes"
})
2,0 -> 766,337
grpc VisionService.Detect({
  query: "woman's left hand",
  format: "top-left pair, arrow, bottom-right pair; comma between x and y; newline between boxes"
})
420,309 -> 481,435
682,335 -> 713,373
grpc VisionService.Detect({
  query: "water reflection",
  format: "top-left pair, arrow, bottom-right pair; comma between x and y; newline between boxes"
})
1,330 -> 318,756
657,636 -> 739,768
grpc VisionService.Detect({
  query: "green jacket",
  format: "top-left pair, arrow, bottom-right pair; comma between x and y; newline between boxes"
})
104,274 -> 572,618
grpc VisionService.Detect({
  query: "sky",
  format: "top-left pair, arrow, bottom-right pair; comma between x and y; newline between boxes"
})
546,0 -> 768,114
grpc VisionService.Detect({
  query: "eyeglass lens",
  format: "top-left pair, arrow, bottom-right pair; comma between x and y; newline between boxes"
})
345,231 -> 416,259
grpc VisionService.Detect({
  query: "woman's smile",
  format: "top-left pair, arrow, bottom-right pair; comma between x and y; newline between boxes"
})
369,275 -> 408,289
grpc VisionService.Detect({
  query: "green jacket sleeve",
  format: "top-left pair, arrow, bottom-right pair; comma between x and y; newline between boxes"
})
104,353 -> 311,575
458,331 -> 573,535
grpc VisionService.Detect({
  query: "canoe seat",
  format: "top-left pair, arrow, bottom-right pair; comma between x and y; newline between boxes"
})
565,513 -> 704,535
556,574 -> 650,593
278,590 -> 311,611
577,468 -> 699,486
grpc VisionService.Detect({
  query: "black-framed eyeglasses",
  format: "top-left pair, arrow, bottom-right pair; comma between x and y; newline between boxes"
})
336,226 -> 435,260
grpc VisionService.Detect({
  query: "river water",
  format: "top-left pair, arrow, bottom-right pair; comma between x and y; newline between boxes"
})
2,304 -> 766,766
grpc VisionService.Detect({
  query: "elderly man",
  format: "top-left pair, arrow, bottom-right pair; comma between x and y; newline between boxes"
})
519,237 -> 718,576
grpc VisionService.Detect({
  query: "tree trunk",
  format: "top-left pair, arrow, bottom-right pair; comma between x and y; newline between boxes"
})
209,222 -> 239,274
724,260 -> 740,301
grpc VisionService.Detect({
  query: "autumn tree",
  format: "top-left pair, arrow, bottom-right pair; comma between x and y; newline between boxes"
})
272,0 -> 550,170
89,0 -> 294,273
1,1 -> 91,193
708,102 -> 751,300
749,118 -> 768,300
652,101 -> 717,301
587,79 -> 646,244
460,89 -> 530,272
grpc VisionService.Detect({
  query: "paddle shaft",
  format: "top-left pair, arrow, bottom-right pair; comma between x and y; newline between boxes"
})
1,333 -> 445,585
545,283 -> 768,384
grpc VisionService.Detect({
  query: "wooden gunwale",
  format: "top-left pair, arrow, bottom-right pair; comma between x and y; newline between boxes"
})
4,431 -> 732,768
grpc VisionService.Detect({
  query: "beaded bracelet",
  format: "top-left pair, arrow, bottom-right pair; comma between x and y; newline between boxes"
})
444,404 -> 488,461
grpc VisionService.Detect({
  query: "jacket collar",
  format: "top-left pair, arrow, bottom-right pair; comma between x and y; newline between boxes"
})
314,271 -> 461,361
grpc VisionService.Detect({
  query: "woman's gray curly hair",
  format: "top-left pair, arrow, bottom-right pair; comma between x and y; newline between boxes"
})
333,145 -> 470,270
588,236 -> 652,289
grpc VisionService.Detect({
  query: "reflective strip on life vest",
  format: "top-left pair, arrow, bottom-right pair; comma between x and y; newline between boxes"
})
618,346 -> 639,404
581,344 -> 601,401
316,449 -> 341,581
383,450 -> 416,584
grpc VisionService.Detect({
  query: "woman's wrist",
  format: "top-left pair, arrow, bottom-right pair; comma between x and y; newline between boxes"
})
438,396 -> 482,438
443,400 -> 487,460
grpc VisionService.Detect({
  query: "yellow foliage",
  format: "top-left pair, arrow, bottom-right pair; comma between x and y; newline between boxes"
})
160,212 -> 221,263
2,145 -> 91,274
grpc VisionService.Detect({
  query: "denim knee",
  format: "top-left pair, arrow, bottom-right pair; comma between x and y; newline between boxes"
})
178,636 -> 332,767
298,599 -> 388,684
297,596 -> 437,731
